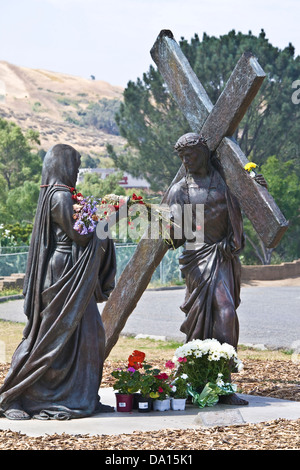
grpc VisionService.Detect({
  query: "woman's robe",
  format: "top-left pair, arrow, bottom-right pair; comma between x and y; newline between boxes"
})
0,144 -> 116,419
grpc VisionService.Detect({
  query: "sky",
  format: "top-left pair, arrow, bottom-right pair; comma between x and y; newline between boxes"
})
0,0 -> 299,87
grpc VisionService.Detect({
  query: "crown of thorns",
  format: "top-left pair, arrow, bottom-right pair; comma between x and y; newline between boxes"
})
174,133 -> 208,151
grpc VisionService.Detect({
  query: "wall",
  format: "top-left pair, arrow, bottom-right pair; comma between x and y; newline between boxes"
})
241,259 -> 300,281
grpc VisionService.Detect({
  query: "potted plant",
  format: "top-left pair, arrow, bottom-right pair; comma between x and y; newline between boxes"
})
111,367 -> 140,412
164,360 -> 189,410
152,371 -> 172,411
137,362 -> 161,412
173,338 -> 243,408
122,349 -> 159,412
170,373 -> 189,410
111,350 -> 144,412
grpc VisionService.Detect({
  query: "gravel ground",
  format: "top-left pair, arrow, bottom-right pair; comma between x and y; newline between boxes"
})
0,356 -> 299,451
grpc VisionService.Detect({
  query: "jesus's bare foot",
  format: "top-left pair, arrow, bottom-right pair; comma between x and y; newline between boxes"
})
218,393 -> 249,406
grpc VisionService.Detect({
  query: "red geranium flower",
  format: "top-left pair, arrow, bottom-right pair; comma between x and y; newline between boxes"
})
165,360 -> 175,369
128,350 -> 146,370
132,193 -> 143,201
155,373 -> 169,380
178,357 -> 187,363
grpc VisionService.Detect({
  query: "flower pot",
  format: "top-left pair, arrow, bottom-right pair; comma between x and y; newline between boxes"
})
115,393 -> 133,412
171,398 -> 187,411
137,396 -> 153,413
153,398 -> 171,411
132,393 -> 142,410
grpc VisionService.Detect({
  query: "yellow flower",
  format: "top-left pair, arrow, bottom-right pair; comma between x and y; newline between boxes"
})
149,392 -> 160,399
244,162 -> 257,172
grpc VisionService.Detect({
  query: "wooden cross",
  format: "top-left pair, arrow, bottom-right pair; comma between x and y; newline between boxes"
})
102,30 -> 288,358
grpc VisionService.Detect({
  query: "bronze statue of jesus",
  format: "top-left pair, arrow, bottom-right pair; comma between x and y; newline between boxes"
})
166,133 -> 267,406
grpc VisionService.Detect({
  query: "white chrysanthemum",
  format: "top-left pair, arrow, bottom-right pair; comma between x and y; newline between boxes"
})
174,338 -> 240,362
210,351 -> 221,361
216,377 -> 224,387
194,350 -> 203,358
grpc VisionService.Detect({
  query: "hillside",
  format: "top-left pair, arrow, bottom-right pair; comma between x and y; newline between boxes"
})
0,61 -> 125,156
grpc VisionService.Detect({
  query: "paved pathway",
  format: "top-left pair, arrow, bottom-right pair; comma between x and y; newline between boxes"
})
0,285 -> 299,350
1,388 -> 300,437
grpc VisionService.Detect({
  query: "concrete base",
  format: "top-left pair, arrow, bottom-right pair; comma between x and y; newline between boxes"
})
1,388 -> 300,437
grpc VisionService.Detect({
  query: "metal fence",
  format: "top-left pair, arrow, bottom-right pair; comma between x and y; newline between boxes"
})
0,244 -> 184,285
0,246 -> 30,277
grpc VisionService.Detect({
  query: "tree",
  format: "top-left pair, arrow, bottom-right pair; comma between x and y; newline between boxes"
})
81,154 -> 100,168
242,156 -> 300,264
0,118 -> 42,190
110,29 -> 300,185
4,181 -> 40,224
77,171 -> 126,199
79,99 -> 121,135
108,71 -> 190,191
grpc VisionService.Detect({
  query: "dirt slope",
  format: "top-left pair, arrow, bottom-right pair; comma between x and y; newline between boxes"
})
0,60 -> 125,155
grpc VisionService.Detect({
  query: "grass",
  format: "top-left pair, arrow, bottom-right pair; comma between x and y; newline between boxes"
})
0,320 -> 294,364
106,335 -> 292,364
0,320 -> 25,362
0,288 -> 23,297
106,335 -> 183,364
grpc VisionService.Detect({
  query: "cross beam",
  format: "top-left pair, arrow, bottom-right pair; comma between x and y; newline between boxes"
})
150,30 -> 288,246
102,30 -> 288,358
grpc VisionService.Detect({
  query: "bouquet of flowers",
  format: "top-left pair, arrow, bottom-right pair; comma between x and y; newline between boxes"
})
71,188 -> 175,243
72,192 -> 100,235
173,339 -> 243,408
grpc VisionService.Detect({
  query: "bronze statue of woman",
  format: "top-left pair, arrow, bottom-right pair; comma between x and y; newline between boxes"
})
0,144 -> 116,420
166,133 -> 267,406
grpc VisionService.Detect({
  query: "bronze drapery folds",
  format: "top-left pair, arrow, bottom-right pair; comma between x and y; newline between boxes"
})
0,144 -> 116,420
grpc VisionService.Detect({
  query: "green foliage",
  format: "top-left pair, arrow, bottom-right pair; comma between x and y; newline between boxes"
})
32,101 -> 42,112
80,154 -> 100,168
0,118 -> 42,190
0,118 -> 42,227
5,181 -> 40,224
74,98 -> 121,135
111,368 -> 141,394
108,72 -> 190,191
77,171 -> 126,199
2,223 -> 33,245
242,156 -> 300,264
186,29 -> 300,165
